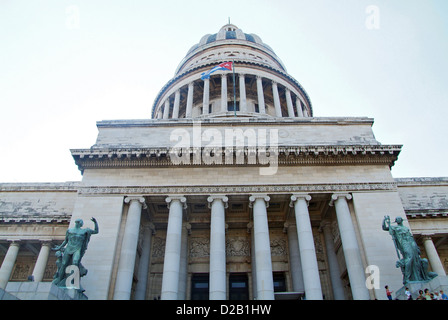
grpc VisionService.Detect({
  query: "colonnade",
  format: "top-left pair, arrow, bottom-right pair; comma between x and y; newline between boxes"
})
2,193 -> 447,299
109,193 -> 368,300
155,73 -> 310,119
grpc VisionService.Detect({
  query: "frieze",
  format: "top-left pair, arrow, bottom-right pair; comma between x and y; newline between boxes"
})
78,182 -> 397,195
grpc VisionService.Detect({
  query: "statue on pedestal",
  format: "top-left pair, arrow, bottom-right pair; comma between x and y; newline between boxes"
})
52,217 -> 99,293
382,215 -> 437,285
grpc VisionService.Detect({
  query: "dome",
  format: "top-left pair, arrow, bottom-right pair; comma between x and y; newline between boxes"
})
152,24 -> 312,120
175,24 -> 286,75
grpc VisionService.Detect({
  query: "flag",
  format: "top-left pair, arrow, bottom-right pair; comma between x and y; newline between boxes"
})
201,62 -> 233,80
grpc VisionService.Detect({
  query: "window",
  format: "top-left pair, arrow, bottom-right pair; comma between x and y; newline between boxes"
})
228,102 -> 240,112
191,274 -> 209,300
229,274 -> 249,300
273,272 -> 286,292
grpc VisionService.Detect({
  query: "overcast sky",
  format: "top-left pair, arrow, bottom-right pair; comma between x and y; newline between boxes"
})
0,0 -> 447,182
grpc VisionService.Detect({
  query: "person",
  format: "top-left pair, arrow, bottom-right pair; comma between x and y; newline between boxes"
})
424,288 -> 432,300
416,290 -> 425,300
440,290 -> 448,300
433,291 -> 440,300
385,285 -> 393,300
405,287 -> 412,300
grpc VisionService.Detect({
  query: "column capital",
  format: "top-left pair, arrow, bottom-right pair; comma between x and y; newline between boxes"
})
39,240 -> 53,247
421,233 -> 435,240
207,195 -> 229,209
7,240 -> 21,247
329,193 -> 352,206
183,222 -> 192,235
290,193 -> 312,207
249,194 -> 270,208
124,196 -> 147,209
283,221 -> 297,233
166,195 -> 187,209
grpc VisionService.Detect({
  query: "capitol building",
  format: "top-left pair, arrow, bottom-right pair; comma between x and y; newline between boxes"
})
0,24 -> 447,300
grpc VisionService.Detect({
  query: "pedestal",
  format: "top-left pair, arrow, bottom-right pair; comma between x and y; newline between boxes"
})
395,275 -> 448,300
3,282 -> 88,300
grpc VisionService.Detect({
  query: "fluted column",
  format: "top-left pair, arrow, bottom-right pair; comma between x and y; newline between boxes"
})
163,99 -> 170,119
0,241 -> 20,289
32,241 -> 52,282
239,73 -> 247,112
208,195 -> 228,300
422,234 -> 446,276
320,221 -> 345,300
161,196 -> 187,300
256,76 -> 266,114
290,194 -> 323,300
285,89 -> 295,117
114,196 -> 146,300
295,97 -> 304,117
330,193 -> 370,300
202,78 -> 210,115
249,194 -> 274,300
284,222 -> 305,293
186,82 -> 194,118
172,89 -> 180,119
221,74 -> 228,112
272,81 -> 282,117
134,224 -> 155,300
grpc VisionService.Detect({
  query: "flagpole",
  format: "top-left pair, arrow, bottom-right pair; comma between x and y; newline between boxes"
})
232,59 -> 236,117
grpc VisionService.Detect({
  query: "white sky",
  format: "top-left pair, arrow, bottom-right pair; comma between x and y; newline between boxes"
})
0,0 -> 447,182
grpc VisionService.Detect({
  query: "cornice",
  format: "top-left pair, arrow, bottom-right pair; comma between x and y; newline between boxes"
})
96,116 -> 375,128
71,144 -> 401,173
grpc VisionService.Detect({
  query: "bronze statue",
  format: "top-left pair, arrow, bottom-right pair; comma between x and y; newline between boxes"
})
52,217 -> 99,292
382,215 -> 436,285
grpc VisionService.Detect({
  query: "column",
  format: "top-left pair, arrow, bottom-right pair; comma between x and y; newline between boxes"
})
285,89 -> 295,117
31,241 -> 52,282
134,224 -> 155,300
163,99 -> 170,119
172,89 -> 180,119
178,223 -> 191,299
202,78 -> 210,115
330,193 -> 370,300
422,235 -> 446,276
186,82 -> 194,118
208,195 -> 228,300
0,241 -> 20,289
284,222 -> 305,293
320,221 -> 345,300
114,196 -> 146,300
247,222 -> 257,299
272,81 -> 282,117
249,194 -> 274,300
256,76 -> 266,114
290,194 -> 323,300
161,196 -> 187,300
221,74 -> 228,112
239,73 -> 247,112
295,97 -> 304,117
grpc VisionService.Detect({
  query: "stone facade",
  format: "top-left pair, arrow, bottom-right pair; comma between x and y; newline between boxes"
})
1,24 -> 447,300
